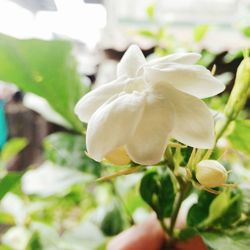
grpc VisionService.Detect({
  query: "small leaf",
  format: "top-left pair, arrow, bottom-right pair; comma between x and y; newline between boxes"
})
212,189 -> 242,227
201,191 -> 231,226
187,191 -> 215,227
0,172 -> 23,200
100,204 -> 124,236
193,24 -> 209,42
228,120 -> 250,156
1,138 -> 28,163
140,169 -> 176,219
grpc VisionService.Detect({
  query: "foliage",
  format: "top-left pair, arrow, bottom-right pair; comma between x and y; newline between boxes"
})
140,169 -> 175,219
0,34 -> 86,132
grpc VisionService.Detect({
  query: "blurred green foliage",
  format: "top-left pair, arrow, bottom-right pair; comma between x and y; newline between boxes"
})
0,34 -> 86,132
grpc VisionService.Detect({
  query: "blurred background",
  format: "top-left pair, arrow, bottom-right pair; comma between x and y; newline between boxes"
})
0,0 -> 250,249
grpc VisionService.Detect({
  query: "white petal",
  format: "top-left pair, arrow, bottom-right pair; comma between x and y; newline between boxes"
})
86,92 -> 145,161
126,92 -> 174,165
153,83 -> 215,148
117,45 -> 146,78
74,77 -> 127,123
146,52 -> 201,66
145,63 -> 225,99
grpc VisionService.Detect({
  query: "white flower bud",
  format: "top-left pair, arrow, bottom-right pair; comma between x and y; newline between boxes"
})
105,147 -> 131,165
195,160 -> 227,188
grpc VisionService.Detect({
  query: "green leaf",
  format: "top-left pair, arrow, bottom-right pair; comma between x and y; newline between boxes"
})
43,132 -> 101,176
201,191 -> 231,227
193,24 -> 209,42
100,203 -> 124,236
0,172 -> 23,200
0,34 -> 85,131
1,138 -> 28,163
187,191 -> 215,227
188,189 -> 242,229
212,189 -> 242,227
201,231 -> 250,250
228,120 -> 250,156
140,169 -> 176,219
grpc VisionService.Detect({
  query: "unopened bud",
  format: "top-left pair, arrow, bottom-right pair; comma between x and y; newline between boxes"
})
196,160 -> 227,188
105,147 -> 131,165
225,53 -> 250,120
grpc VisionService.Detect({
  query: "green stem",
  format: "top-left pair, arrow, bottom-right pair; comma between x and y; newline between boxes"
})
215,116 -> 232,143
160,219 -> 169,235
169,180 -> 191,238
110,182 -> 135,225
165,147 -> 175,170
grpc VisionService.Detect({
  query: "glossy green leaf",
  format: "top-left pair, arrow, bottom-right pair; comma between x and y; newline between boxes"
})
1,137 -> 28,163
43,132 -> 101,176
201,191 -> 231,227
187,191 -> 215,227
212,189 -> 242,227
140,169 -> 176,219
0,34 -> 86,131
0,172 -> 23,200
228,120 -> 250,156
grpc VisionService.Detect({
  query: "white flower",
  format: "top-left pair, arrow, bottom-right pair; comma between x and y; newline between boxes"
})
75,45 -> 225,165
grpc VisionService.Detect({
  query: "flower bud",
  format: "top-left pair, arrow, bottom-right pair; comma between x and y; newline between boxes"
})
224,54 -> 250,120
105,147 -> 131,165
195,160 -> 227,188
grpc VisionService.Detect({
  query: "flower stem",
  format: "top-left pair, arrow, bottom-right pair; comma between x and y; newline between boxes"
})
165,147 -> 175,170
169,179 -> 191,238
215,116 -> 232,143
160,218 -> 169,235
110,182 -> 135,225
